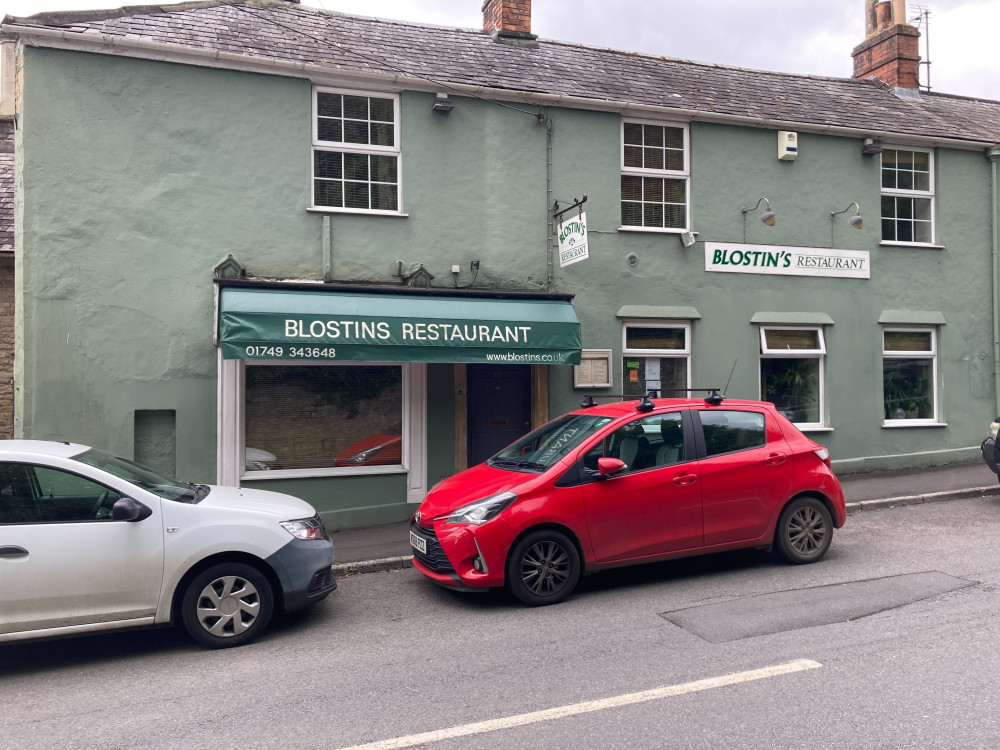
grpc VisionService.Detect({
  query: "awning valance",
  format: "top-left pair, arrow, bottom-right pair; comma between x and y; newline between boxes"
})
218,287 -> 582,364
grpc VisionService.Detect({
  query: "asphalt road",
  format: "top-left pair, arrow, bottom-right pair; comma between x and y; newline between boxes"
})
4,497 -> 1000,749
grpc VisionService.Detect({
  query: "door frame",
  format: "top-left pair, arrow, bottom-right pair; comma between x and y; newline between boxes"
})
453,364 -> 548,472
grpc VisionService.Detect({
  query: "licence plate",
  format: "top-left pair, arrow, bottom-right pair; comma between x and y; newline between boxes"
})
409,529 -> 427,555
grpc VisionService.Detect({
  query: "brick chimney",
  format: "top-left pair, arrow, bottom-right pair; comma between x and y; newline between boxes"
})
852,0 -> 921,90
482,0 -> 535,40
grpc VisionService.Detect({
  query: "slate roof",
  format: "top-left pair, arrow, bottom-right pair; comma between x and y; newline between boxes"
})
0,120 -> 13,252
5,0 -> 1000,145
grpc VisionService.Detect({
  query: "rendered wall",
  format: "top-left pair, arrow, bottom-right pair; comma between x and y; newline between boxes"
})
16,46 -> 997,532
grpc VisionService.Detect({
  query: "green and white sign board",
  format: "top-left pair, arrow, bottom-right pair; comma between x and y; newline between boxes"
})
558,211 -> 589,268
705,242 -> 870,279
218,287 -> 582,364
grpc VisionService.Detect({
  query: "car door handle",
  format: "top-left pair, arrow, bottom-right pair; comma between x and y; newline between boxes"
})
672,473 -> 698,486
0,545 -> 28,557
764,452 -> 787,466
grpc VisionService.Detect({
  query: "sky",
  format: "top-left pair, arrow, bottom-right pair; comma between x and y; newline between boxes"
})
1,0 -> 998,100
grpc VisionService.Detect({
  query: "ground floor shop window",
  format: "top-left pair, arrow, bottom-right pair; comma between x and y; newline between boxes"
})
621,322 -> 689,398
882,328 -> 937,424
244,364 -> 404,473
759,326 -> 825,427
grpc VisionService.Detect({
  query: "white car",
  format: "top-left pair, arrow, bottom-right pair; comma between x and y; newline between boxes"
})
0,440 -> 336,648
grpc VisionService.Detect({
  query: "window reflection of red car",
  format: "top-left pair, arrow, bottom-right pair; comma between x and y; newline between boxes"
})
334,434 -> 402,466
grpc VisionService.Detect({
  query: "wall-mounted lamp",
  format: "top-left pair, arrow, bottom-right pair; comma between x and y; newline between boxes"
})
830,202 -> 864,245
741,197 -> 775,242
432,93 -> 454,113
743,197 -> 776,226
831,202 -> 864,229
861,137 -> 883,157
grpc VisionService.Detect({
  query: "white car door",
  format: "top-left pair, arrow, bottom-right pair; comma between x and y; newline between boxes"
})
0,462 -> 164,635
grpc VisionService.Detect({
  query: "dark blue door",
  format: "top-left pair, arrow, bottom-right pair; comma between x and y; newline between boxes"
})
467,365 -> 532,466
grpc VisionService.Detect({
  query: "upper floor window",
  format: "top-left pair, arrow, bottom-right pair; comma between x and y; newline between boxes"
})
881,147 -> 933,244
312,89 -> 400,213
620,121 -> 689,231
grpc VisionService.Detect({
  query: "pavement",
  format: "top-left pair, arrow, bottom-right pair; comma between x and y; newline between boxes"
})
328,459 -> 1000,577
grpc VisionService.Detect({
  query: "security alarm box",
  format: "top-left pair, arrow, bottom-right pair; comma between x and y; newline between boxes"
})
778,131 -> 798,161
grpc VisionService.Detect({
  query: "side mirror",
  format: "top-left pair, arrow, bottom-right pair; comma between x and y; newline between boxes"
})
597,457 -> 627,477
112,496 -> 152,522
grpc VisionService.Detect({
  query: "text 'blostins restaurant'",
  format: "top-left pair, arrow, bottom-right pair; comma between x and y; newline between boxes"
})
215,282 -> 582,528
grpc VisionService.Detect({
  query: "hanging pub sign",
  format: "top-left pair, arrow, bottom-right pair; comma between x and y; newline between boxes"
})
705,242 -> 870,279
558,211 -> 589,267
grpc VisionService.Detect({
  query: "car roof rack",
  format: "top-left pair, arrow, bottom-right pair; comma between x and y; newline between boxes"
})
578,388 -> 724,410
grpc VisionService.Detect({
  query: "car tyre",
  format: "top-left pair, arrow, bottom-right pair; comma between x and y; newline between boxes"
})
181,563 -> 274,648
506,529 -> 581,606
775,496 -> 833,564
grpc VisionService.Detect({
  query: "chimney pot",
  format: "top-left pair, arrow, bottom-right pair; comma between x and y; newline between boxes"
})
875,1 -> 892,30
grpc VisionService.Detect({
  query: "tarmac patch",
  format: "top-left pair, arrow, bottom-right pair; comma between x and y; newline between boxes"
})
660,571 -> 974,643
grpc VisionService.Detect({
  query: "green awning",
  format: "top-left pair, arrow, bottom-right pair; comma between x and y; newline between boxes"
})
218,287 -> 582,364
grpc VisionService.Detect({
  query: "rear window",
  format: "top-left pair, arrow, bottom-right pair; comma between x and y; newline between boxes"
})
699,410 -> 766,456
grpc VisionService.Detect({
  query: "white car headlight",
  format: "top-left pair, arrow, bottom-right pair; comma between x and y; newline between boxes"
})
445,492 -> 518,526
989,420 -> 1000,441
280,515 -> 327,540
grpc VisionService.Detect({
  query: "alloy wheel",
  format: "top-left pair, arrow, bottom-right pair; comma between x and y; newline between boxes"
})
786,505 -> 828,555
520,540 -> 572,596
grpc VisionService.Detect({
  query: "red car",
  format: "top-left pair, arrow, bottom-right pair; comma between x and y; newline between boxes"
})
333,433 -> 402,467
410,392 -> 846,606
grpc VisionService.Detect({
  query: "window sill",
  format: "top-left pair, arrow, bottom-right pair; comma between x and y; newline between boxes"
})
881,421 -> 947,429
307,207 -> 409,217
618,226 -> 693,235
878,241 -> 945,250
796,426 -> 833,433
242,465 -> 408,480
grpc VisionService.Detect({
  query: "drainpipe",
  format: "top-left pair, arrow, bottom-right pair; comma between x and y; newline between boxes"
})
989,145 -> 1000,416
545,110 -> 554,291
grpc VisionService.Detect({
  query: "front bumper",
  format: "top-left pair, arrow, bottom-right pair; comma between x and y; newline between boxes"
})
409,519 -> 504,590
982,436 -> 999,477
266,536 -> 337,612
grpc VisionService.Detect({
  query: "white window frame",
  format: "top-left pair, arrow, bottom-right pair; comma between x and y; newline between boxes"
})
882,326 -> 939,427
311,87 -> 402,215
758,326 -> 826,430
880,146 -> 935,246
621,320 -> 692,395
619,119 -> 691,233
217,355 -> 427,503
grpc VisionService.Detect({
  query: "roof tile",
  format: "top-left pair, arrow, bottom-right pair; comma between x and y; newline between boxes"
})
4,1 -> 1000,143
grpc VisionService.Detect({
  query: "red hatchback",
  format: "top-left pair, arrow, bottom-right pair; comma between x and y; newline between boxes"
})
410,393 -> 846,605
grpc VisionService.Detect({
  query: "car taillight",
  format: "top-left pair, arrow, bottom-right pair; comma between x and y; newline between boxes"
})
813,447 -> 831,467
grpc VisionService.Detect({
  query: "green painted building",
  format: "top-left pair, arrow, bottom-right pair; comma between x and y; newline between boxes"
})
3,0 -> 1000,531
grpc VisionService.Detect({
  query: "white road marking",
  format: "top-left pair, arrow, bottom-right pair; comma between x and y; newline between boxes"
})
337,658 -> 822,750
